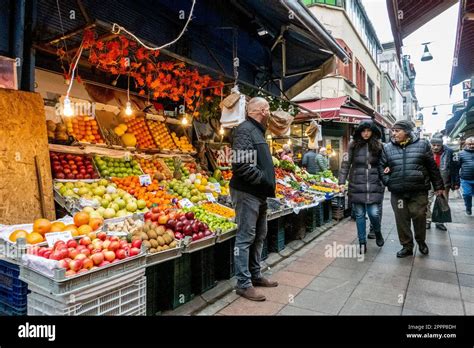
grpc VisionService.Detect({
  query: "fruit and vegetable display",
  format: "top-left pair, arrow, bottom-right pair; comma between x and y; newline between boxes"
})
310,182 -> 341,193
93,155 -> 142,178
65,115 -> 105,144
106,217 -> 144,234
200,202 -> 235,219
7,211 -> 103,245
166,178 -> 210,203
171,132 -> 195,153
125,117 -> 156,149
137,156 -> 172,179
275,184 -> 314,206
47,120 -> 70,144
183,206 -> 237,233
50,152 -> 100,180
129,221 -> 178,253
112,123 -> 138,148
30,234 -> 143,276
147,120 -> 178,151
145,209 -> 213,242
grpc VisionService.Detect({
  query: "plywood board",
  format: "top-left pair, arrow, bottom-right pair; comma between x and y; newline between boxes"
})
0,88 -> 55,224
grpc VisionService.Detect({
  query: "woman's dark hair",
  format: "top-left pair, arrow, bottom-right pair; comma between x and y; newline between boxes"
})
352,121 -> 382,155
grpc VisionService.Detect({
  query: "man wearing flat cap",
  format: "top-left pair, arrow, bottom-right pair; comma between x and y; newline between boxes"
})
379,120 -> 444,258
426,133 -> 459,231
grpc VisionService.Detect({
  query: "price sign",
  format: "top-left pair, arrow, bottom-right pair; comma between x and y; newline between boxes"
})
107,231 -> 127,237
205,193 -> 216,202
277,179 -> 290,187
213,183 -> 221,193
139,174 -> 152,186
179,198 -> 194,208
45,231 -> 73,247
146,114 -> 163,121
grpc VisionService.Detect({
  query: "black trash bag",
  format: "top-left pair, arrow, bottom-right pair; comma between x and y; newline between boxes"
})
431,195 -> 452,223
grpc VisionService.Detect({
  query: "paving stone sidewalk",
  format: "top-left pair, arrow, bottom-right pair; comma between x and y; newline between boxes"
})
195,194 -> 473,316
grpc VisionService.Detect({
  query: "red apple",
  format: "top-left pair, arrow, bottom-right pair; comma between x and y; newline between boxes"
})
151,207 -> 160,214
183,225 -> 193,236
119,240 -> 128,248
102,240 -> 111,249
49,250 -> 63,260
175,221 -> 184,232
97,232 -> 107,241
185,212 -> 195,220
81,249 -> 91,257
43,250 -> 52,259
91,248 -> 102,255
115,249 -> 126,260
82,258 -> 93,270
74,253 -> 87,261
65,270 -> 76,277
151,213 -> 159,222
198,232 -> 204,239
108,241 -> 120,252
174,232 -> 183,240
144,212 -> 152,220
103,250 -> 116,262
58,259 -> 69,269
192,233 -> 199,241
158,215 -> 169,225
131,239 -> 142,249
79,237 -> 91,246
68,249 -> 79,259
69,259 -> 83,272
109,236 -> 119,242
129,247 -> 140,257
91,252 -> 104,265
56,172 -> 65,179
98,260 -> 110,267
67,240 -> 78,248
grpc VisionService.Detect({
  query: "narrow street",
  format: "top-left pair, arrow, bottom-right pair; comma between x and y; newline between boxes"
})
198,195 -> 473,316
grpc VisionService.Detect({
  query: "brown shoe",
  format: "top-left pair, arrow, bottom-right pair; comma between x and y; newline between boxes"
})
252,277 -> 279,287
236,286 -> 266,301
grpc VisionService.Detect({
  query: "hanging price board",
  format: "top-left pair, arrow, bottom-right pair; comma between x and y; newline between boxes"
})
45,231 -> 73,247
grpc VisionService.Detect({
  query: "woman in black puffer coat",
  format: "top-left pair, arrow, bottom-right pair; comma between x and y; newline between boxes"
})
339,121 -> 384,253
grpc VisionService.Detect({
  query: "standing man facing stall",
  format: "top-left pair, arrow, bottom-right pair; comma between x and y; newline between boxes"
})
458,137 -> 474,216
380,120 -> 444,258
425,134 -> 459,231
230,97 -> 278,302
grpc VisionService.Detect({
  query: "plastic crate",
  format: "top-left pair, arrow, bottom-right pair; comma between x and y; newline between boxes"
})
323,200 -> 333,223
0,299 -> 26,316
147,255 -> 193,312
27,276 -> 146,316
214,238 -> 235,280
268,219 -> 285,252
20,252 -> 146,296
0,260 -> 29,314
191,247 -> 216,295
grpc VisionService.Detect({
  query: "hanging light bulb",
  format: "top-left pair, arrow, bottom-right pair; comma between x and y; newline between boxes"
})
181,116 -> 188,125
219,127 -> 225,135
287,139 -> 292,145
125,101 -> 133,116
63,96 -> 74,117
266,134 -> 272,140
432,106 -> 438,115
421,43 -> 433,62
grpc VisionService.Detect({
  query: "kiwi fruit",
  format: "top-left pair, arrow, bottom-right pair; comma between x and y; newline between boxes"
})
157,236 -> 165,246
139,232 -> 149,240
147,230 -> 158,240
142,240 -> 151,249
149,239 -> 158,248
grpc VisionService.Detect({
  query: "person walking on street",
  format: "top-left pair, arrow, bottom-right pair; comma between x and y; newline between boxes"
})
339,121 -> 385,253
302,148 -> 318,174
315,147 -> 329,174
230,97 -> 278,302
380,120 -> 444,258
426,134 -> 459,231
458,137 -> 474,216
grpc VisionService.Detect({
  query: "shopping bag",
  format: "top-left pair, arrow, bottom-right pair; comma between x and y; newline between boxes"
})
431,195 -> 452,223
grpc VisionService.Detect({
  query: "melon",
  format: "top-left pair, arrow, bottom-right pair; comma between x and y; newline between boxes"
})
121,133 -> 137,147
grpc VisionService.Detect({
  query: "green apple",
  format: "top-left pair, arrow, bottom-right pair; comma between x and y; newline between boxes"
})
126,202 -> 138,212
101,199 -> 110,208
110,203 -> 120,212
115,199 -> 126,210
116,210 -> 128,217
137,199 -> 146,209
82,206 -> 95,214
103,208 -> 116,219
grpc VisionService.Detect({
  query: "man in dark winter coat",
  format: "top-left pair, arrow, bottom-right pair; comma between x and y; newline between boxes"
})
426,134 -> 459,231
230,97 -> 278,302
458,137 -> 474,215
380,120 -> 444,258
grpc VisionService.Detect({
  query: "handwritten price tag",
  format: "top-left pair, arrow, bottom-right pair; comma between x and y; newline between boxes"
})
139,174 -> 152,186
45,231 -> 73,247
179,198 -> 194,208
205,193 -> 216,202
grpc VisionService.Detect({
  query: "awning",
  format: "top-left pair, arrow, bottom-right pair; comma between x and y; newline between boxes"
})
295,96 -> 371,124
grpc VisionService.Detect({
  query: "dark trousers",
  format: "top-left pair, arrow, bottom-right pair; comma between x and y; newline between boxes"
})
391,192 -> 428,250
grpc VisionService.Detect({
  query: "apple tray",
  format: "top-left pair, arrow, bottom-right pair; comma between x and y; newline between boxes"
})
19,252 -> 146,296
145,245 -> 183,267
182,235 -> 216,253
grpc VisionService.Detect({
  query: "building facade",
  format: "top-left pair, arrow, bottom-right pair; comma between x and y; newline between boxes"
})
379,42 -> 403,125
401,55 -> 419,124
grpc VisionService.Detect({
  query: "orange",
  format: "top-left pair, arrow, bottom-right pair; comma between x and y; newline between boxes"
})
26,232 -> 44,245
74,212 -> 90,227
9,230 -> 28,242
89,217 -> 104,231
33,218 -> 52,236
50,221 -> 66,232
77,224 -> 92,236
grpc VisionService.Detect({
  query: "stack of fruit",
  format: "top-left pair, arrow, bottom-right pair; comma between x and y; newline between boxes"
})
50,152 -> 99,180
171,132 -> 195,152
112,123 -> 137,148
47,120 -> 70,143
30,234 -> 142,277
125,117 -> 156,149
111,176 -> 177,209
222,170 -> 232,181
162,157 -> 175,172
130,220 -> 178,253
183,206 -> 236,233
166,178 -> 209,203
146,120 -> 178,151
201,202 -> 235,219
151,210 -> 213,242
93,155 -> 142,178
137,157 -> 172,180
65,116 -> 105,144
7,211 -> 103,245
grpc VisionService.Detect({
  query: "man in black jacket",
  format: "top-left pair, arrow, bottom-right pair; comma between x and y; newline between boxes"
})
230,97 -> 278,301
459,137 -> 474,215
380,120 -> 444,258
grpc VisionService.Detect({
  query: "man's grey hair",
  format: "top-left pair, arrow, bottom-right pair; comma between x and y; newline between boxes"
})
247,97 -> 269,114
